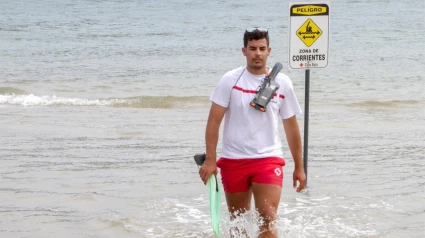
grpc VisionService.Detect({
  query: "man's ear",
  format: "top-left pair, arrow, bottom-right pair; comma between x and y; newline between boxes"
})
242,47 -> 246,56
268,47 -> 271,56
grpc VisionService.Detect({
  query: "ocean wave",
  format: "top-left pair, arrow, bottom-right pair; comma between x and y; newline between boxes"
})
110,96 -> 209,108
0,87 -> 28,95
346,100 -> 422,108
0,94 -> 209,108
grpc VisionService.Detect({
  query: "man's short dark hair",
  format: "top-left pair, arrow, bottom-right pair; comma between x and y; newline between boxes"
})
243,29 -> 269,48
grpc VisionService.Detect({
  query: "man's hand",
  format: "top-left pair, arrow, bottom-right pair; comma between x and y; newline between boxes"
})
293,168 -> 306,192
199,158 -> 217,185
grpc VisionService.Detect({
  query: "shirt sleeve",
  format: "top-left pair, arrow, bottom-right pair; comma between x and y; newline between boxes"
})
279,77 -> 302,119
209,73 -> 234,108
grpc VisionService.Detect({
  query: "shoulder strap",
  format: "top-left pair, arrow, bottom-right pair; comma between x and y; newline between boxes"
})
229,68 -> 246,104
233,68 -> 246,88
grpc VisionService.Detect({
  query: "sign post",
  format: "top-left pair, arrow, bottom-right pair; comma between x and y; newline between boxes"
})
289,2 -> 330,184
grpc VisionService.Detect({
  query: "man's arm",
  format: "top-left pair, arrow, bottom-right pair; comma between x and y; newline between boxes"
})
283,115 -> 306,192
199,102 -> 226,185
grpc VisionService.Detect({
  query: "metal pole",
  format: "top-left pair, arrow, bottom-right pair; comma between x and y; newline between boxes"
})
303,69 -> 310,184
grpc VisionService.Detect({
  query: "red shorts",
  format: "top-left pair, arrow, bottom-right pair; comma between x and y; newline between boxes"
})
216,157 -> 286,193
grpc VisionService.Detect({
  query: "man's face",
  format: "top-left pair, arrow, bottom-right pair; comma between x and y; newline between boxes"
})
242,38 -> 271,70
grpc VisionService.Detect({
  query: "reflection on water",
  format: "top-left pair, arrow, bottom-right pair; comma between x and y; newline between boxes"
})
1,0 -> 425,237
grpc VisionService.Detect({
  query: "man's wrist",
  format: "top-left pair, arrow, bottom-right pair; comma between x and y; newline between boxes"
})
293,157 -> 304,170
294,166 -> 304,171
205,152 -> 216,161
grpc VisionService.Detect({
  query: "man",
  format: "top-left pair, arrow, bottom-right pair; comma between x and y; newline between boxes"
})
199,28 -> 306,238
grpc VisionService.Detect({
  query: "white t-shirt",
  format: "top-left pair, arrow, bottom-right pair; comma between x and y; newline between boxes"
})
210,66 -> 302,159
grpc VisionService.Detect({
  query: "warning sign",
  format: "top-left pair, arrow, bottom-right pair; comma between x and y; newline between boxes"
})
297,19 -> 322,47
289,2 -> 330,69
291,5 -> 328,16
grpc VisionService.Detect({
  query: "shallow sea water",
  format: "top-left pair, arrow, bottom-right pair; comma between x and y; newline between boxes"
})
1,0 -> 424,237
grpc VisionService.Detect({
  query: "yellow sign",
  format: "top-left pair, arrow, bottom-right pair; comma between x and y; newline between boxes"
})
296,18 -> 322,47
292,5 -> 327,15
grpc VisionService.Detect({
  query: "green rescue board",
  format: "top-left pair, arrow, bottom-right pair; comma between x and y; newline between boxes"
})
194,153 -> 220,238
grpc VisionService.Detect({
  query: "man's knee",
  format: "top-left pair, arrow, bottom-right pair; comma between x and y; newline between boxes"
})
258,213 -> 278,238
258,207 -> 277,223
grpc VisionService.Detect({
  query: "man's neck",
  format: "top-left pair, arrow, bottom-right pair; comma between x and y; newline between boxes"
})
246,65 -> 268,76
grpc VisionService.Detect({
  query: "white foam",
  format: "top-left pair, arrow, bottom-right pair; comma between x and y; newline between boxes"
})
174,202 -> 209,224
0,94 -> 111,106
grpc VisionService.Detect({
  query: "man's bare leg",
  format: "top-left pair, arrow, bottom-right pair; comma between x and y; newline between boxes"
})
225,189 -> 252,237
252,183 -> 282,238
